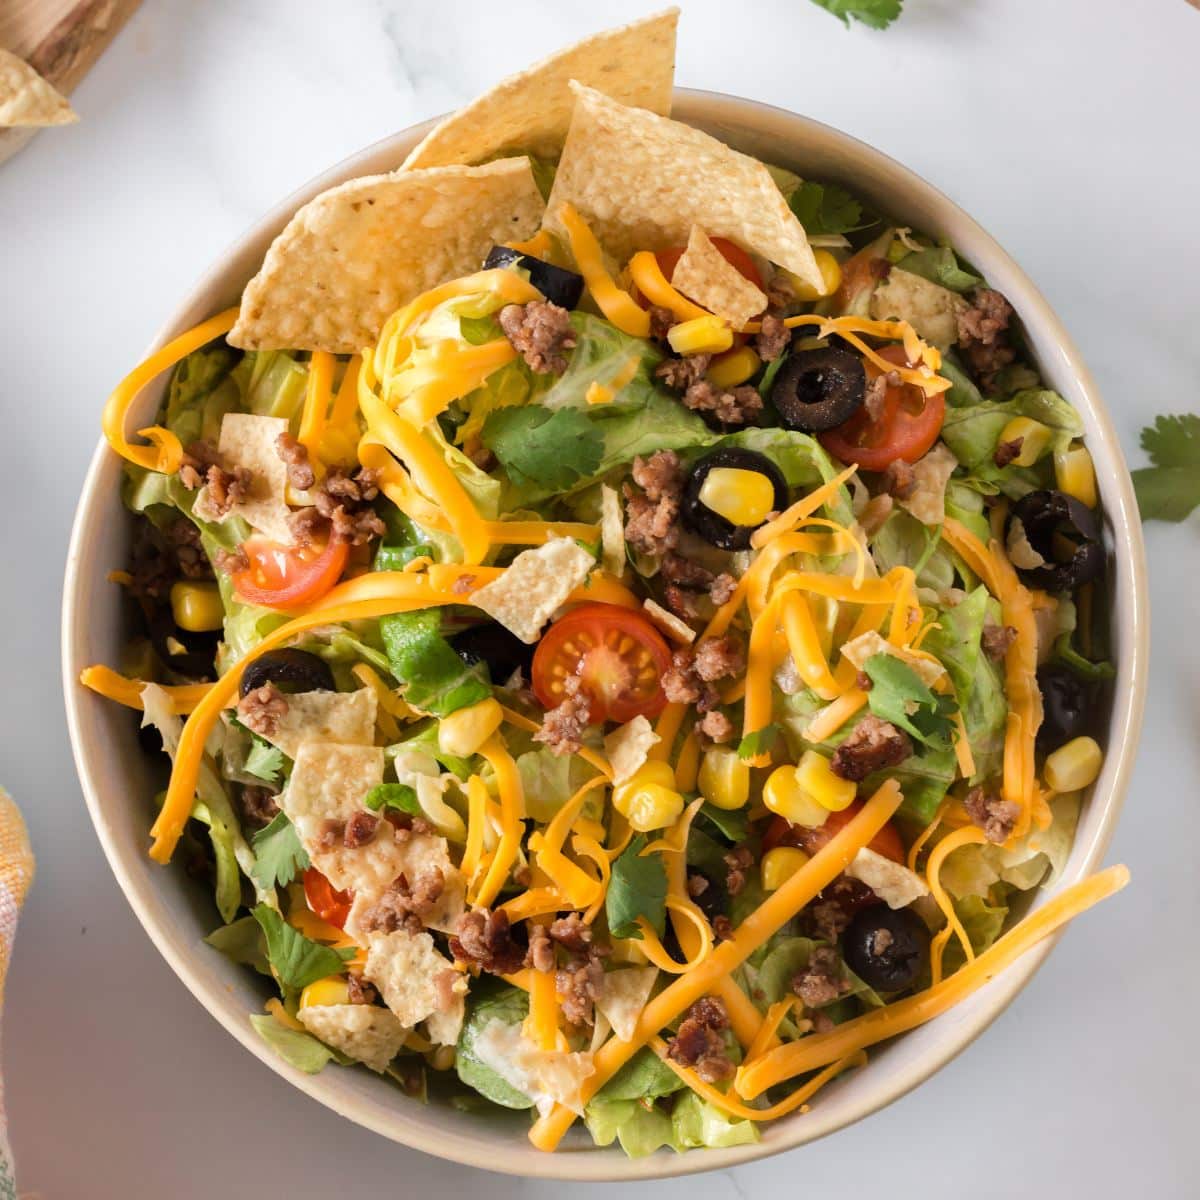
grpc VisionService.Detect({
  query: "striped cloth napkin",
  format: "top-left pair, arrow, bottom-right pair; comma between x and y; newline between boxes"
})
0,790 -> 33,1199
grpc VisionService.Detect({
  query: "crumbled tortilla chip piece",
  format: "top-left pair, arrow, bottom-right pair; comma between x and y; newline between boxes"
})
870,268 -> 968,351
363,928 -> 467,1027
298,1003 -> 408,1072
839,631 -> 945,687
599,484 -> 626,578
594,966 -> 658,1042
845,848 -> 929,909
471,536 -> 595,643
472,1018 -> 595,1116
424,992 -> 466,1047
896,443 -> 958,527
0,49 -> 76,127
193,412 -> 293,544
604,716 -> 660,785
642,597 -> 696,645
342,831 -> 466,938
671,226 -> 768,328
401,9 -> 678,169
258,689 -> 377,761
545,85 -> 822,291
229,159 -> 545,354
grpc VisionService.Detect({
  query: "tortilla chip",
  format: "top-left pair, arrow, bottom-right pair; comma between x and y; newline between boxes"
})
229,158 -> 545,354
671,226 -> 769,328
642,598 -> 695,645
257,689 -> 377,761
193,412 -> 293,544
0,49 -> 76,128
545,85 -> 822,291
401,9 -> 679,169
604,716 -> 660,785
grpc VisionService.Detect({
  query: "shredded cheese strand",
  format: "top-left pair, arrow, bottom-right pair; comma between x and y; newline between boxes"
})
926,826 -> 989,985
746,998 -> 796,1063
298,350 -> 335,465
472,735 -> 524,908
79,666 -> 212,715
627,251 -> 712,323
906,799 -> 950,873
102,307 -> 238,473
750,465 -> 858,549
781,590 -> 840,701
527,781 -> 903,1151
651,1036 -> 867,1123
571,835 -> 613,924
528,918 -> 560,1052
735,864 -> 1130,1098
805,689 -> 868,743
558,203 -> 650,337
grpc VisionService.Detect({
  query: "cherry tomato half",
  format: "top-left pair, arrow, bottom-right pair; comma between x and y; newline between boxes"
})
303,867 -> 352,930
531,603 -> 673,724
763,802 -> 906,865
655,237 -> 764,291
232,534 -> 349,611
819,345 -> 945,472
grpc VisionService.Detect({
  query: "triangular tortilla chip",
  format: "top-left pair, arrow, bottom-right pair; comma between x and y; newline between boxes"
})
671,226 -> 769,328
229,158 -> 545,353
544,84 -> 822,291
0,48 -> 76,127
401,9 -> 679,169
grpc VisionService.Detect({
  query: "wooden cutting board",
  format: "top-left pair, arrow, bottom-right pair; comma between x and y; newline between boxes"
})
1,0 -> 140,164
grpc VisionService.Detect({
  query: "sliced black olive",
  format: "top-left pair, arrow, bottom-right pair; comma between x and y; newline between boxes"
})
483,245 -> 584,311
1007,489 -> 1105,591
681,447 -> 789,551
452,622 -> 535,684
1036,664 -> 1093,750
149,610 -> 219,681
770,346 -> 866,432
841,905 -> 931,992
239,648 -> 335,698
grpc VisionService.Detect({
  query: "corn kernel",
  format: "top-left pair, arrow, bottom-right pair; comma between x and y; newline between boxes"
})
299,976 -> 350,1010
761,846 -> 810,891
438,697 -> 503,759
1044,735 -> 1103,793
698,467 -> 776,528
1055,443 -> 1098,508
795,750 -> 857,812
707,346 -> 761,389
763,764 -> 831,827
170,581 -> 224,633
613,761 -> 683,832
998,417 -> 1053,467
698,747 -> 751,811
668,315 -> 734,356
788,250 -> 843,301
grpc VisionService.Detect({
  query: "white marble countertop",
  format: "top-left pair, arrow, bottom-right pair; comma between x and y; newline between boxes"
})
4,1 -> 1198,1195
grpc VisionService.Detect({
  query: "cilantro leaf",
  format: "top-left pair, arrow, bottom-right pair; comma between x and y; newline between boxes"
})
1133,414 -> 1200,522
243,736 -> 284,785
738,724 -> 782,761
862,654 -> 957,750
250,813 -> 309,890
789,181 -> 866,236
364,782 -> 421,814
481,405 -> 605,490
807,0 -> 904,30
606,835 -> 668,940
251,903 -> 354,990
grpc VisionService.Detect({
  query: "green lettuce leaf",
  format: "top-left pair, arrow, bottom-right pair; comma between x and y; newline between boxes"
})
251,904 -> 353,990
249,1013 -> 336,1074
516,746 -> 599,823
584,1099 -> 676,1156
380,608 -> 491,715
250,814 -> 309,891
671,1092 -> 760,1150
895,246 -> 982,294
230,350 -> 309,420
204,915 -> 271,977
938,350 -> 985,409
597,1047 -> 685,1102
364,782 -> 421,814
941,894 -> 1008,975
607,835 -> 668,940
940,390 -> 1084,471
455,982 -> 533,1109
164,344 -> 239,446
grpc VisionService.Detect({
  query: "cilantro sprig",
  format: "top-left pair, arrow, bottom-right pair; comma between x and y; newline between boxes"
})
862,654 -> 957,750
807,0 -> 904,31
1132,413 -> 1200,523
250,813 -> 309,890
789,181 -> 868,237
480,406 -> 604,491
606,835 -> 668,940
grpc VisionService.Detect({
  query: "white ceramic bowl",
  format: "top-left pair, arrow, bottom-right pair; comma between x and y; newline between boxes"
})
62,90 -> 1149,1180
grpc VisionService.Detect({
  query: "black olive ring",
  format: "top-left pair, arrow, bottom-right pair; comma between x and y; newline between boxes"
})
239,648 -> 336,698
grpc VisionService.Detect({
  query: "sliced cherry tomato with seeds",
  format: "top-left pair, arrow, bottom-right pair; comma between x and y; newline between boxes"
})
303,867 -> 352,930
819,344 -> 945,472
232,534 -> 349,611
532,603 -> 672,724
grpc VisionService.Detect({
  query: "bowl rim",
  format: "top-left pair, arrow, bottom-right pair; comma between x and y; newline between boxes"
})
62,87 -> 1149,1181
